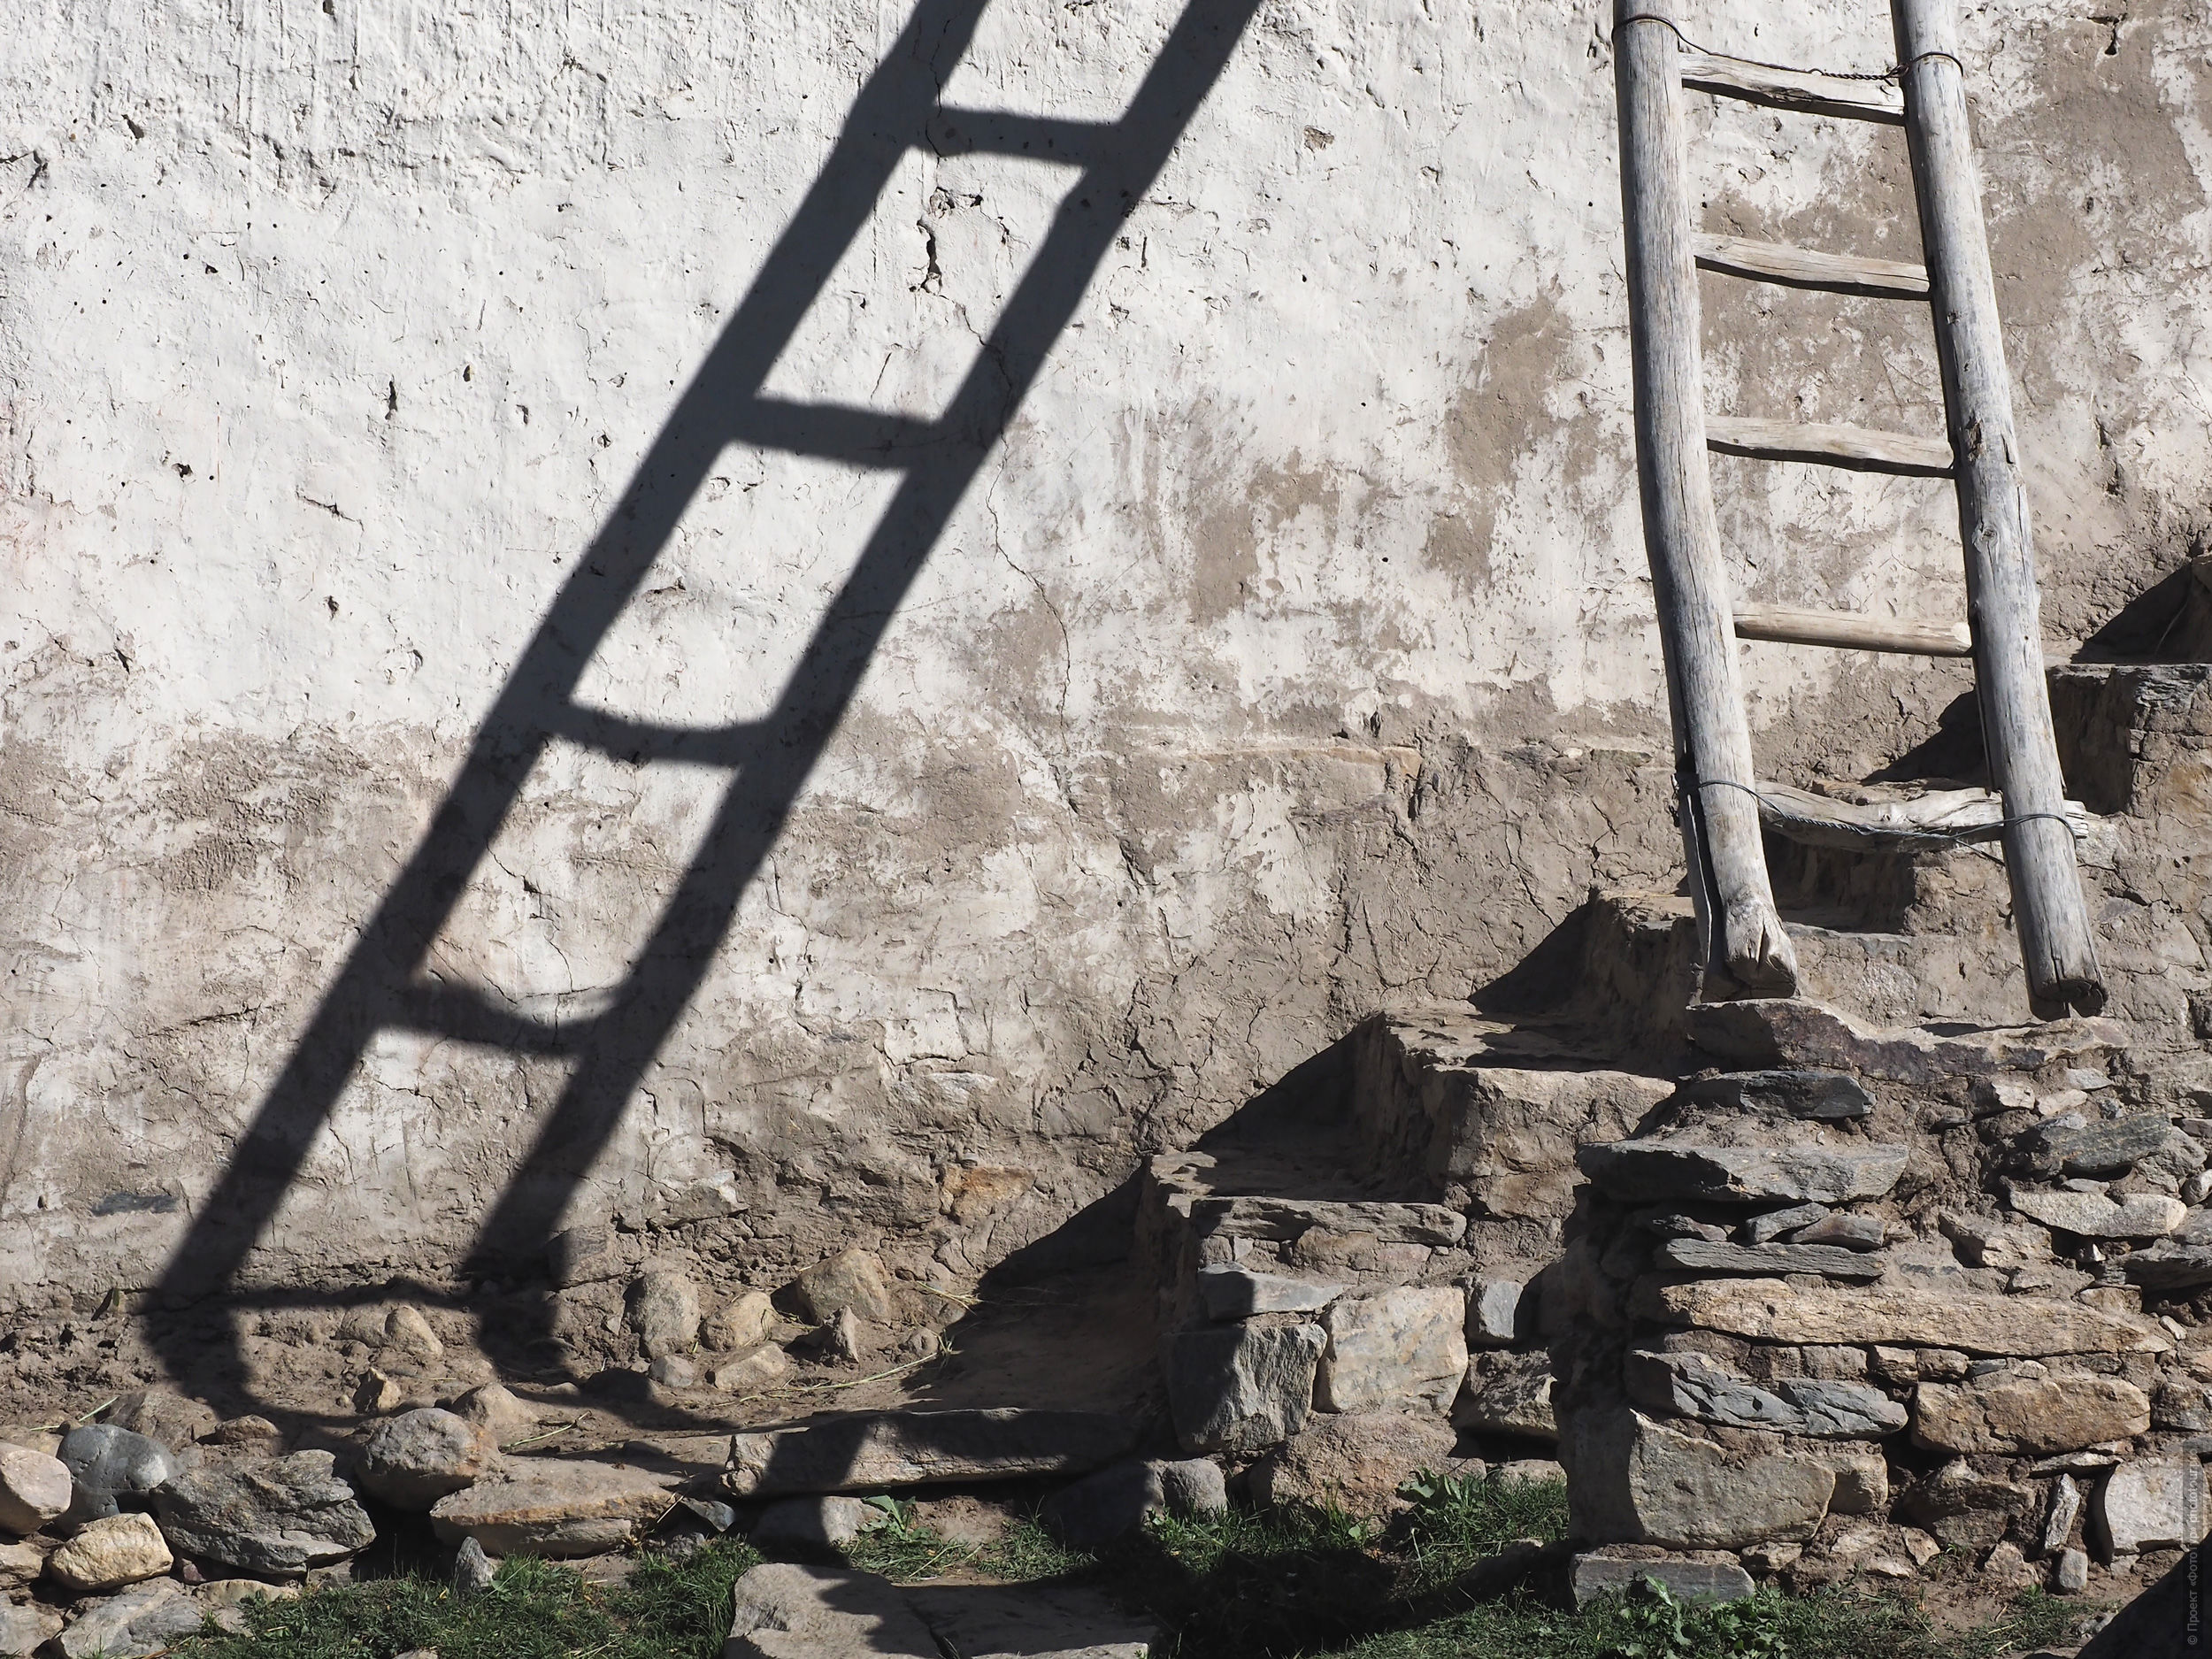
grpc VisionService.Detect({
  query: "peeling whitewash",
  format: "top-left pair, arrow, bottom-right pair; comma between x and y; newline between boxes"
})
3,0 -> 2210,1306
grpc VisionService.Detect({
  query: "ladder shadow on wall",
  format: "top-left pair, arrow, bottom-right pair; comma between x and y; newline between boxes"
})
149,0 -> 1264,1420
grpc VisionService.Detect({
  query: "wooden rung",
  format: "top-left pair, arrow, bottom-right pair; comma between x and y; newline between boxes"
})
1678,50 -> 1905,126
1753,780 -> 2090,853
1694,234 -> 1929,300
1707,415 -> 1953,477
1732,603 -> 1972,657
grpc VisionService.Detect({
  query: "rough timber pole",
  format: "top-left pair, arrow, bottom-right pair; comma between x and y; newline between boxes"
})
1893,0 -> 2107,1017
1614,0 -> 1798,1000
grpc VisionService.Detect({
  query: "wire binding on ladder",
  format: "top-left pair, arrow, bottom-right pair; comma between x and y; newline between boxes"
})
1614,13 -> 1928,84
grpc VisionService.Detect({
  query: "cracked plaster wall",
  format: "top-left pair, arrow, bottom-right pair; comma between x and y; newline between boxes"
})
3,0 -> 2212,1310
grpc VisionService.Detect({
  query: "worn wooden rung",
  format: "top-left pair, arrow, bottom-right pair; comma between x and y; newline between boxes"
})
1706,415 -> 1953,477
1678,50 -> 1905,126
1733,603 -> 1971,657
1694,234 -> 1929,300
1753,780 -> 2090,853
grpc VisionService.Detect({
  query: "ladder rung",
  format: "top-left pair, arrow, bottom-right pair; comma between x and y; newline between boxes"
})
1707,415 -> 1953,477
1678,50 -> 1905,126
1694,234 -> 1929,300
1733,603 -> 1972,657
1753,780 -> 2090,852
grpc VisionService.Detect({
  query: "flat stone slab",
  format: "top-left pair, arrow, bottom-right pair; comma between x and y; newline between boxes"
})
1913,1376 -> 2150,1455
1678,1070 -> 1872,1121
1578,1140 -> 1908,1206
2034,1115 -> 2175,1179
1195,1266 -> 1343,1320
1632,1277 -> 2172,1356
724,1409 -> 1137,1498
906,1582 -> 1157,1659
431,1456 -> 678,1556
1624,1348 -> 1904,1439
2124,1242 -> 2212,1291
725,1563 -> 941,1659
1685,998 -> 2126,1085
1655,1238 -> 1886,1281
2006,1186 -> 2186,1239
1187,1197 -> 1466,1245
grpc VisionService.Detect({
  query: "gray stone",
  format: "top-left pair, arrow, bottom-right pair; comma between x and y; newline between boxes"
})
1790,1212 -> 1886,1251
1631,1210 -> 1728,1241
1561,1409 -> 1834,1549
710,1344 -> 795,1394
1194,1266 -> 1342,1320
59,1425 -> 177,1504
104,1390 -> 219,1454
2037,1115 -> 2175,1179
704,1290 -> 779,1354
2005,1187 -> 2186,1240
1186,1197 -> 1466,1246
2156,1380 -> 2212,1432
1494,1457 -> 1565,1487
2093,1460 -> 2210,1556
358,1409 -> 499,1509
1679,1069 -> 1873,1121
753,1495 -> 872,1548
1163,1325 -> 1325,1455
455,1384 -> 541,1448
1571,1551 -> 1755,1607
651,1353 -> 700,1387
1682,999 -> 2126,1087
1040,1458 -> 1226,1548
46,1510 -> 173,1593
1624,1349 -> 1904,1438
727,1409 -> 1141,1495
1317,1288 -> 1468,1412
1451,1350 -> 1556,1440
384,1304 -> 444,1362
1898,1460 -> 2033,1552
429,1457 -> 676,1556
1939,1212 -> 2054,1269
1654,1238 -> 1886,1281
903,1580 -> 1159,1659
1743,1203 -> 1827,1245
1247,1412 -> 1461,1515
1911,1376 -> 2150,1455
724,1563 -> 940,1659
1633,1277 -> 2172,1356
0,1441 -> 71,1535
2053,1546 -> 2090,1593
1576,1140 -> 1909,1206
453,1534 -> 497,1597
787,1248 -> 894,1325
2042,1474 -> 2083,1554
153,1450 -> 377,1576
0,1600 -> 59,1659
2123,1243 -> 2212,1291
53,1581 -> 204,1659
627,1270 -> 703,1360
1466,1279 -> 1527,1348
0,1539 -> 42,1588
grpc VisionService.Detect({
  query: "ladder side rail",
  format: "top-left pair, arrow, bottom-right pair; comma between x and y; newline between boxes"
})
1615,0 -> 1799,1000
1892,0 -> 2107,1015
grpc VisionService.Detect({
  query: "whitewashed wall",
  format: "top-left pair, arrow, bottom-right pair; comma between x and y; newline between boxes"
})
3,0 -> 2209,1308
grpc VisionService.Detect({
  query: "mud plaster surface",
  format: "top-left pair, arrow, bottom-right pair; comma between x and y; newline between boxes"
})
3,1 -> 2212,1310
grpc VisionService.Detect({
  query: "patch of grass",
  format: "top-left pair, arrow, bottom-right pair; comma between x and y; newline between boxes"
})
1394,1468 -> 1571,1594
178,1539 -> 763,1659
841,1498 -> 1095,1585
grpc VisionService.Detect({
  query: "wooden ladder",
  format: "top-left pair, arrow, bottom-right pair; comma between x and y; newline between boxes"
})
1613,0 -> 2107,1018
